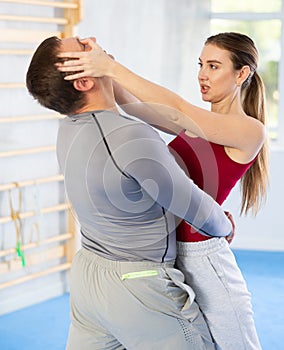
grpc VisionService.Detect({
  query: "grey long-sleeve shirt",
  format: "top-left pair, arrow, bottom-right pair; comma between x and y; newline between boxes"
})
56,110 -> 232,262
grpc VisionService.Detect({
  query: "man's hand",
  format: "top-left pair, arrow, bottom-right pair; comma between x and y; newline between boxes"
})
224,211 -> 236,244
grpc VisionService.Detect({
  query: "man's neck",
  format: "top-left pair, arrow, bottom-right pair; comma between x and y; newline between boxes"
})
76,102 -> 119,114
78,77 -> 119,114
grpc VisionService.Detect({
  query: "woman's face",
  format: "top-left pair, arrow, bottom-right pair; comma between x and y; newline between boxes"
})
198,43 -> 240,104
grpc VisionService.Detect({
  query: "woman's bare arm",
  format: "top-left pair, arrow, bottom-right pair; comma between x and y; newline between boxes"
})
113,81 -> 183,135
57,38 -> 266,160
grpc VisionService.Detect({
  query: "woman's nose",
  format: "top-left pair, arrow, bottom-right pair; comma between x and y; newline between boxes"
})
198,68 -> 208,81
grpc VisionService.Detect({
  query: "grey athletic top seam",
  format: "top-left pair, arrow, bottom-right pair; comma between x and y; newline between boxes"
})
92,113 -> 131,179
161,207 -> 170,262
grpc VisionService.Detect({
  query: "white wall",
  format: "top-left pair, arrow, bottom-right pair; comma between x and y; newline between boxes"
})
225,148 -> 284,251
77,0 -> 210,100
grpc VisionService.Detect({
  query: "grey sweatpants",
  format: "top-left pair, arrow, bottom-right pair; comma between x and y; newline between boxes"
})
66,248 -> 216,350
176,238 -> 262,350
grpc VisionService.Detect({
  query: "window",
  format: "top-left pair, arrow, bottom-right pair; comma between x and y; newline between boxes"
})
210,0 -> 284,142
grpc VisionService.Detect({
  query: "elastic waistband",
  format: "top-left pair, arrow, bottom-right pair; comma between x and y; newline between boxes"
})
177,237 -> 228,257
78,247 -> 175,274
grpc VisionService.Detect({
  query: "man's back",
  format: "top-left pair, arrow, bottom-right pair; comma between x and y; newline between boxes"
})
57,110 -> 231,262
57,110 -> 178,261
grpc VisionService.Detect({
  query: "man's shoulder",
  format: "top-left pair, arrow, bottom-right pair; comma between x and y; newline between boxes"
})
118,114 -> 162,140
94,111 -> 159,136
59,110 -> 162,143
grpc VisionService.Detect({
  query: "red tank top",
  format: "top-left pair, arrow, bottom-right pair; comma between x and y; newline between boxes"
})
168,131 -> 255,242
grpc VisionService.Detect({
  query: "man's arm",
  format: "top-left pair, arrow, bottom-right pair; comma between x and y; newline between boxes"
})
117,122 -> 232,237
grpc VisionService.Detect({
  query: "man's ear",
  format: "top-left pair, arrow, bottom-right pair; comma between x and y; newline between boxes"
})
73,78 -> 95,91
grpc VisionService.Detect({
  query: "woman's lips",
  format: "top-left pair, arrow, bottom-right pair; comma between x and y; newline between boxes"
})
200,85 -> 210,94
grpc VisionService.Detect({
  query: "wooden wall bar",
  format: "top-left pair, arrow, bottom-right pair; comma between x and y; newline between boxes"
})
0,0 -> 81,295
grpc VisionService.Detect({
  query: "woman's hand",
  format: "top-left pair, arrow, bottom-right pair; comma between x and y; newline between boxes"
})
56,38 -> 115,80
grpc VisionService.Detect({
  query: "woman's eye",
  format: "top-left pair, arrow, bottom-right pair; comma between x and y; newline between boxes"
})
198,62 -> 202,68
210,64 -> 217,70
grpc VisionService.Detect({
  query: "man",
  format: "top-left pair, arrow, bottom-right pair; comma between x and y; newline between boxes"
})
26,36 -> 232,350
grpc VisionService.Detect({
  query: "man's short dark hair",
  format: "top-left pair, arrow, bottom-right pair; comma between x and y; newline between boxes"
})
26,36 -> 86,115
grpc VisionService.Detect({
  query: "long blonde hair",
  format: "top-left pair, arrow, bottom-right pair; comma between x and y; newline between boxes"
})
206,32 -> 269,215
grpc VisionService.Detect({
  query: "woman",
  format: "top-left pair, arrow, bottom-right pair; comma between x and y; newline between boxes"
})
57,32 -> 269,349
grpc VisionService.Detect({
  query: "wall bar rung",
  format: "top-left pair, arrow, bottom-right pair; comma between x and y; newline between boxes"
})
0,232 -> 72,258
0,49 -> 34,55
0,114 -> 63,123
0,83 -> 25,89
2,246 -> 66,273
0,29 -> 62,43
0,203 -> 70,224
0,145 -> 56,158
0,262 -> 71,290
0,0 -> 78,9
0,14 -> 68,25
0,174 -> 64,192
